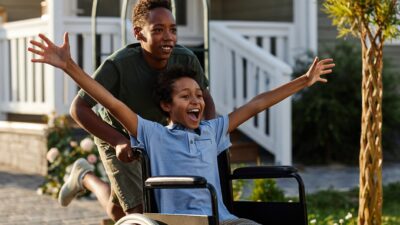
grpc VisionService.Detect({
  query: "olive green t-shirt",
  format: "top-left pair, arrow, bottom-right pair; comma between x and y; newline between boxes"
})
78,43 -> 208,139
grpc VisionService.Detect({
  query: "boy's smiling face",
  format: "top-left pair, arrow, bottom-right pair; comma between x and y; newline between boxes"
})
161,77 -> 205,129
135,7 -> 177,69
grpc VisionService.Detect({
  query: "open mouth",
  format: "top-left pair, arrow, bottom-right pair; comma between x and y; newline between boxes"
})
161,45 -> 173,52
187,108 -> 200,121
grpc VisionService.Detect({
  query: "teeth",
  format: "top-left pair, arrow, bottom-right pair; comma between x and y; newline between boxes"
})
162,46 -> 171,50
188,109 -> 199,113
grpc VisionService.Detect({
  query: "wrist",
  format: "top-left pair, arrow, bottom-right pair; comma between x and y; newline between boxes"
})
64,57 -> 76,73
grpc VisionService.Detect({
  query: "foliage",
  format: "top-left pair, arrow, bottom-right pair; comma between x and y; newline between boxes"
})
323,1 -> 400,223
231,172 -> 400,224
37,113 -> 107,198
292,42 -> 400,164
232,179 -> 245,201
323,0 -> 400,40
249,179 -> 285,202
307,182 -> 400,225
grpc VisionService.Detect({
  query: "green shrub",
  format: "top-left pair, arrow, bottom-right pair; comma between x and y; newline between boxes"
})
249,179 -> 285,202
37,113 -> 107,198
307,183 -> 400,225
292,42 -> 400,164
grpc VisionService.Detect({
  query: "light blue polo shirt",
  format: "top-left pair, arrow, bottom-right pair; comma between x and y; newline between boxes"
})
130,115 -> 236,221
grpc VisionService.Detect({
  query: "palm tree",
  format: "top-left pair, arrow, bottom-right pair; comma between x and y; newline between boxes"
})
323,1 -> 399,224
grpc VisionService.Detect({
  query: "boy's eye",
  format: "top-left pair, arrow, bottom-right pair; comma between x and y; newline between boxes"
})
171,28 -> 177,34
181,95 -> 189,99
153,28 -> 163,33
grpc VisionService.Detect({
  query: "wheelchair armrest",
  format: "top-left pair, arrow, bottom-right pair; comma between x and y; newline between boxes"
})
144,176 -> 219,225
231,166 -> 299,179
145,176 -> 207,188
231,166 -> 307,207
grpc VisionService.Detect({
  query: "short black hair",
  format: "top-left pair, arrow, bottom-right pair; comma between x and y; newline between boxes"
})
154,65 -> 202,117
132,0 -> 172,27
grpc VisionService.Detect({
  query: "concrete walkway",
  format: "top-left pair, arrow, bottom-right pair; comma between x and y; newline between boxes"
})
1,162 -> 400,224
279,162 -> 400,196
0,164 -> 107,225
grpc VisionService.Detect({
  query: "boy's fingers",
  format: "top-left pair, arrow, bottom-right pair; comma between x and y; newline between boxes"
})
31,58 -> 45,63
38,33 -> 53,47
319,58 -> 333,62
319,78 -> 328,83
63,32 -> 69,45
29,40 -> 45,49
321,69 -> 333,75
309,57 -> 319,71
323,63 -> 335,69
65,32 -> 69,41
28,48 -> 44,56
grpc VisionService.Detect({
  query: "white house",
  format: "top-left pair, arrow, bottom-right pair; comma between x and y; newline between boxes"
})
1,0 -> 398,173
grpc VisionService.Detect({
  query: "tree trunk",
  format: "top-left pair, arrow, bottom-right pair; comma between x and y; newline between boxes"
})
358,28 -> 383,225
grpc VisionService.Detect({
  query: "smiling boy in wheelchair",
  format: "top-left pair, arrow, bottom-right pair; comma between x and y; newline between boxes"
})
28,33 -> 334,225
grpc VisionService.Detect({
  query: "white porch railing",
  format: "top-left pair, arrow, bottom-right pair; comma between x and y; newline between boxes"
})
210,21 -> 294,165
0,17 -> 121,115
217,21 -> 295,65
0,17 -> 295,164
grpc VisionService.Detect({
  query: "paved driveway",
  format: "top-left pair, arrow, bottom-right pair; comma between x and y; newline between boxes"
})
0,165 -> 107,225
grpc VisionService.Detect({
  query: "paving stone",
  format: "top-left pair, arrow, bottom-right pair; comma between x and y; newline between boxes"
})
0,164 -> 107,225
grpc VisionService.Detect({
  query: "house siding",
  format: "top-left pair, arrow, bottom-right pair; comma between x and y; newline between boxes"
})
0,0 -> 42,22
210,0 -> 292,22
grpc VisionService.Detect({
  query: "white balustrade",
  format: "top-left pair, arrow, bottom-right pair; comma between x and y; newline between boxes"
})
0,17 -> 121,115
210,21 -> 293,165
217,21 -> 295,65
0,15 -> 295,164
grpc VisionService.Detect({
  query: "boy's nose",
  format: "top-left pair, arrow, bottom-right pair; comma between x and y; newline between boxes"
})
163,31 -> 174,40
191,97 -> 201,104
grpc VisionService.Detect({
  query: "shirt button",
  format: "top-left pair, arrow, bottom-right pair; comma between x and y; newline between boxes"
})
190,140 -> 194,144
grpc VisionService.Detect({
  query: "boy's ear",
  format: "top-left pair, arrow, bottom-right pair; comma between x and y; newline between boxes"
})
160,101 -> 171,113
134,27 -> 144,41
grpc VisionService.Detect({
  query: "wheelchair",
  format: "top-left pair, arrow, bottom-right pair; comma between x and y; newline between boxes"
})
115,148 -> 308,225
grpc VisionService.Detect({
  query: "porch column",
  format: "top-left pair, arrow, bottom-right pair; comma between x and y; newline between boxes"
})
293,0 -> 318,55
45,0 -> 66,115
0,29 -> 8,121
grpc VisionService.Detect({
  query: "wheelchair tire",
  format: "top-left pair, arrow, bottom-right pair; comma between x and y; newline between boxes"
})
115,213 -> 159,225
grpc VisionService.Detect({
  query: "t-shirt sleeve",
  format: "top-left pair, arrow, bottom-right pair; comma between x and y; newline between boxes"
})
209,115 -> 231,154
78,60 -> 120,108
130,116 -> 159,151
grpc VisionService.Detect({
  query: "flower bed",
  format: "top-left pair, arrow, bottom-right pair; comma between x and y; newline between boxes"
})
37,113 -> 107,198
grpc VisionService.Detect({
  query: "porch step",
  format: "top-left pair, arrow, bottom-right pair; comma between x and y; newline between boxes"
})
229,130 -> 261,165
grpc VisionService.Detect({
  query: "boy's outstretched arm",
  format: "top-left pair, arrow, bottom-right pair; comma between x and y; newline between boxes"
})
28,32 -> 139,137
228,57 -> 335,133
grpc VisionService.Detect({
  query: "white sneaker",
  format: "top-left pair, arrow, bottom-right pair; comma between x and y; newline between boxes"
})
58,158 -> 93,206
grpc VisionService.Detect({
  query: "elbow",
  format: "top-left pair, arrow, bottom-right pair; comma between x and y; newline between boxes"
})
70,96 -> 90,122
70,97 -> 79,121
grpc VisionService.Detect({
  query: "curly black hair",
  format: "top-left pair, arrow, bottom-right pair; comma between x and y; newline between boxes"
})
132,0 -> 172,27
154,65 -> 202,117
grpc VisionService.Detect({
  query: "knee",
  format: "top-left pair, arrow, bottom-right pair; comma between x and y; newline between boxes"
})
126,203 -> 143,214
106,202 -> 125,221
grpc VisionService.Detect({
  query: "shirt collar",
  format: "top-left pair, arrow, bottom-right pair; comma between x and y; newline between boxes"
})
167,123 -> 201,135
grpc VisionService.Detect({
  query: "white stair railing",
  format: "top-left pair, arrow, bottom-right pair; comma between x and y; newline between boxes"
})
0,17 -> 121,116
210,22 -> 293,165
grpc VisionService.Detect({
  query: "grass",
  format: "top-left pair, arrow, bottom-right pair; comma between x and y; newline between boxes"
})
307,182 -> 400,225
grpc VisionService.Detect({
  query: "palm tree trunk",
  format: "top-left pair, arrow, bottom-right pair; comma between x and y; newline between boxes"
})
358,28 -> 384,225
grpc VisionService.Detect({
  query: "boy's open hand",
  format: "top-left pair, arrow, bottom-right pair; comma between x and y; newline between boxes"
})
28,32 -> 71,70
305,57 -> 335,87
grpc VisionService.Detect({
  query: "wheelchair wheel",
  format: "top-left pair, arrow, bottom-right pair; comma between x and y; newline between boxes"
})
115,213 -> 159,225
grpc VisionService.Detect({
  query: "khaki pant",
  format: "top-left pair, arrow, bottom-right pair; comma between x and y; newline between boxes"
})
97,142 -> 143,212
